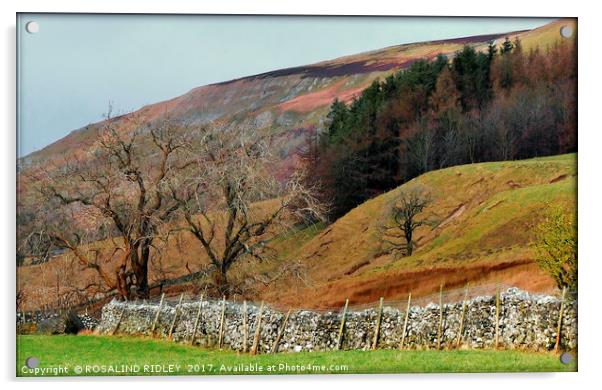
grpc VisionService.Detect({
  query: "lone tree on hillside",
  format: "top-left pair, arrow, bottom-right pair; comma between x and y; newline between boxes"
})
27,110 -> 193,300
380,187 -> 436,257
169,125 -> 326,297
534,205 -> 577,291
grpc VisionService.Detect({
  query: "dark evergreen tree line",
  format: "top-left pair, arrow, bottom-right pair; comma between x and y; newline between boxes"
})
303,38 -> 576,220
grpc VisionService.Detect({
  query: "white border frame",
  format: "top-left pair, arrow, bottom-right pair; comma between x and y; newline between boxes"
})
2,1 -> 599,389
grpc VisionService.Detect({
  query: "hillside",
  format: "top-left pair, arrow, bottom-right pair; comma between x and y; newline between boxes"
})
260,154 -> 576,308
19,18 -> 574,172
16,18 -> 577,312
17,154 -> 576,311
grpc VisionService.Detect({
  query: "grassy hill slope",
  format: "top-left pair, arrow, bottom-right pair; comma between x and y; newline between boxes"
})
262,154 -> 576,308
17,154 -> 576,312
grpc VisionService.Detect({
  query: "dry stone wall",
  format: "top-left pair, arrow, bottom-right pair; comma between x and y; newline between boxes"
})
96,288 -> 577,352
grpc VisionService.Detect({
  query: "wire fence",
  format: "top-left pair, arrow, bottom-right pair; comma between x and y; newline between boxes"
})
117,281 -> 567,313
17,278 -> 571,324
93,280 -> 575,354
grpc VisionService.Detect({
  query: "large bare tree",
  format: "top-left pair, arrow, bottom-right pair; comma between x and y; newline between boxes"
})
28,110 -> 192,299
170,125 -> 325,297
380,187 -> 436,256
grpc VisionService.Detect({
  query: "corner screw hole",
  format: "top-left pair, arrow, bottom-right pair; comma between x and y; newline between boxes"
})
560,25 -> 573,39
25,356 -> 39,369
25,21 -> 39,34
560,352 -> 573,365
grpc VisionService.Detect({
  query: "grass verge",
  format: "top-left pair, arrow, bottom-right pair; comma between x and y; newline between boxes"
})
17,335 -> 576,376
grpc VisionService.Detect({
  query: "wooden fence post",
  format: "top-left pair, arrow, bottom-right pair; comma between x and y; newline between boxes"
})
218,296 -> 226,349
168,294 -> 184,340
399,293 -> 412,350
437,284 -> 444,350
242,301 -> 248,353
554,286 -> 568,352
494,284 -> 500,349
149,293 -> 165,336
111,307 -> 126,335
371,297 -> 384,350
190,294 -> 204,345
271,309 -> 292,354
336,299 -> 349,350
250,301 -> 264,355
456,283 -> 469,349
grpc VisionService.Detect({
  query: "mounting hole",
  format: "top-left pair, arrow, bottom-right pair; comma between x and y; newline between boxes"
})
560,352 -> 573,364
25,356 -> 39,369
560,25 -> 573,38
25,21 -> 39,34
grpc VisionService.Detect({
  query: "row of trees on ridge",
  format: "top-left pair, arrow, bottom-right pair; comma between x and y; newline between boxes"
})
303,38 -> 576,219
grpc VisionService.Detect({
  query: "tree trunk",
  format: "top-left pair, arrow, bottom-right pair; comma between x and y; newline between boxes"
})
214,266 -> 230,298
115,266 -> 129,300
126,245 -> 150,300
405,229 -> 413,256
136,241 -> 151,299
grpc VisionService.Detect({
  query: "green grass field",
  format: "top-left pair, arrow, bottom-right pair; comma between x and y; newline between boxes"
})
17,335 -> 576,376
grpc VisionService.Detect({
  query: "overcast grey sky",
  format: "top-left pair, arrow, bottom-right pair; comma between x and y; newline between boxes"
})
17,14 -> 554,157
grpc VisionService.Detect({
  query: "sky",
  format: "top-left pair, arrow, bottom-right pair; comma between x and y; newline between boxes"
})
17,14 -> 554,157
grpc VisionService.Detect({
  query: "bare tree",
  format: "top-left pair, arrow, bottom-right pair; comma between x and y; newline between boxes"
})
406,121 -> 435,175
16,289 -> 26,312
28,109 -> 192,299
380,187 -> 436,256
169,125 -> 325,297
